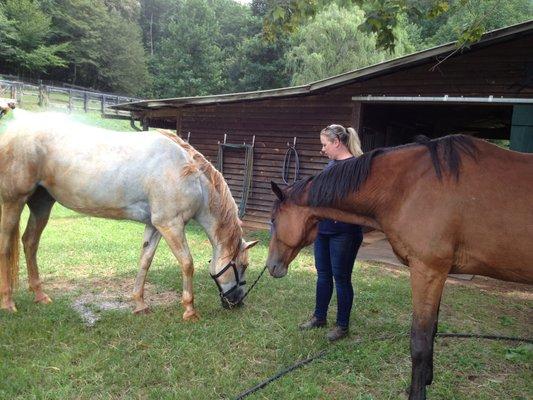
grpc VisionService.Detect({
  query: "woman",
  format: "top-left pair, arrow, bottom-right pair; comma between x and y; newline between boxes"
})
299,124 -> 364,341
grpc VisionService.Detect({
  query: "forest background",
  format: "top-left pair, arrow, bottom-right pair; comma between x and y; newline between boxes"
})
0,0 -> 531,98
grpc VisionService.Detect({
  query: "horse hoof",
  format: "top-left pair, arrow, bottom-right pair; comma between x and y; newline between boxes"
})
183,310 -> 199,321
34,293 -> 53,304
1,302 -> 17,313
133,306 -> 151,315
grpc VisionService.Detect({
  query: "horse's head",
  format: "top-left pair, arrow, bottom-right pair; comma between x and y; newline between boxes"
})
211,239 -> 259,309
266,181 -> 319,278
0,98 -> 16,118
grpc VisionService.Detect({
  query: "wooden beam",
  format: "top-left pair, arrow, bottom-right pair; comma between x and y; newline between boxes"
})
351,101 -> 363,134
147,108 -> 181,119
176,110 -> 182,136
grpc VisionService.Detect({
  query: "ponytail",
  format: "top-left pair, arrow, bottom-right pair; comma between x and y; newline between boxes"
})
321,124 -> 363,157
346,127 -> 363,157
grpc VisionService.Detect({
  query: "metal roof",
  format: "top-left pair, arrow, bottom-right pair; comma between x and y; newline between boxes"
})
111,19 -> 533,113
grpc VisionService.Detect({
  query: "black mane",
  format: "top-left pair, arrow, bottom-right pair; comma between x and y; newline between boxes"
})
286,134 -> 478,208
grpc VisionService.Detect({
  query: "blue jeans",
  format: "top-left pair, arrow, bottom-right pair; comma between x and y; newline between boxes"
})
313,230 -> 363,328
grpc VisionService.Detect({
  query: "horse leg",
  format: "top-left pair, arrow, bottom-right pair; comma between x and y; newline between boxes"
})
408,261 -> 447,400
0,201 -> 24,312
22,187 -> 55,304
132,224 -> 161,314
155,220 -> 198,321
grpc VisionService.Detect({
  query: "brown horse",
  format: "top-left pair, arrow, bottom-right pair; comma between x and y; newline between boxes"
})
0,107 -> 258,318
267,134 -> 533,400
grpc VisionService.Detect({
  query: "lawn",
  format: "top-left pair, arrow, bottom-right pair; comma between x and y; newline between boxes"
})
0,205 -> 531,400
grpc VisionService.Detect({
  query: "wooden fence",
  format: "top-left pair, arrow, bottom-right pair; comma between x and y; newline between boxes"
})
0,78 -> 139,117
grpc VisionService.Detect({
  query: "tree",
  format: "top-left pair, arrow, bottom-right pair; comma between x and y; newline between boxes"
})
421,0 -> 532,47
217,0 -> 291,92
42,0 -> 111,86
263,0 -> 533,52
285,3 -> 416,85
139,0 -> 178,57
150,0 -> 225,97
41,0 -> 150,94
98,10 -> 151,95
227,33 -> 290,91
0,0 -> 68,76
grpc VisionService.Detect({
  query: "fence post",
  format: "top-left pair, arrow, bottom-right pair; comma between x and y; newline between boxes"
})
84,92 -> 88,113
10,84 -> 15,100
16,83 -> 22,105
38,80 -> 44,107
45,86 -> 50,107
101,95 -> 106,114
142,116 -> 150,131
68,89 -> 73,112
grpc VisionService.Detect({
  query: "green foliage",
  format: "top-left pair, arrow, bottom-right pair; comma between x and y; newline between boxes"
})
356,0 -> 412,51
1,0 -> 530,97
285,3 -> 416,85
0,0 -> 68,74
41,0 -> 150,94
264,0 -> 533,52
150,0 -> 225,97
219,3 -> 290,92
139,0 -> 179,57
227,33 -> 290,91
421,0 -> 533,47
97,10 -> 151,96
149,0 -> 288,97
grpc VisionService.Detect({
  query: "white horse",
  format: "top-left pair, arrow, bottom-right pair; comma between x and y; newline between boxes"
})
0,106 -> 258,319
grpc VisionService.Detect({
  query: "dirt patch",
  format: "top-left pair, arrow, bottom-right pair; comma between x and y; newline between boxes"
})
44,277 -> 180,326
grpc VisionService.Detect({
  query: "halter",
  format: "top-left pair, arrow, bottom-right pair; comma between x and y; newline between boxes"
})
210,261 -> 267,308
210,261 -> 245,305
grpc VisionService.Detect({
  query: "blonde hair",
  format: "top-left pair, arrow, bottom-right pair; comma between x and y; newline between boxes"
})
321,124 -> 363,157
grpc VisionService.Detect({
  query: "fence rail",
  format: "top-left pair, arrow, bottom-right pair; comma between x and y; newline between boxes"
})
0,78 -> 139,117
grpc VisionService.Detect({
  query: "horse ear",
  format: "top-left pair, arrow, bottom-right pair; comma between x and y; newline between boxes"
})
271,181 -> 284,201
243,240 -> 259,250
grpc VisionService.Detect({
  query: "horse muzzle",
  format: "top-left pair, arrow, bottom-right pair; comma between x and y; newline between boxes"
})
266,262 -> 288,278
220,286 -> 245,309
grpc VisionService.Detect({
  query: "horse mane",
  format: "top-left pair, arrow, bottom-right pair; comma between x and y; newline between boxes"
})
156,129 -> 242,256
287,134 -> 478,208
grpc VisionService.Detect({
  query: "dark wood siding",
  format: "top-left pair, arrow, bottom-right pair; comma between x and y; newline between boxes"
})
179,96 -> 352,228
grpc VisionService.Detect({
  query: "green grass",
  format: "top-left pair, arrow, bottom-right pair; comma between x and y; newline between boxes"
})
0,205 -> 531,400
11,94 -> 135,132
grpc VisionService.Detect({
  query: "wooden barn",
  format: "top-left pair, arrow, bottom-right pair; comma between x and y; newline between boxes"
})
112,21 -> 533,229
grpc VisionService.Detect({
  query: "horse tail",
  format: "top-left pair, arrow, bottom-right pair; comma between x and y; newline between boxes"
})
0,205 -> 20,289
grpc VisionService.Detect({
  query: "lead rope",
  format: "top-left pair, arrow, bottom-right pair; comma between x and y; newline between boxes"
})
238,265 -> 267,305
233,332 -> 532,399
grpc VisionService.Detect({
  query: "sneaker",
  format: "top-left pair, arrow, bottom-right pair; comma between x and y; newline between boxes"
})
298,316 -> 327,330
326,326 -> 349,341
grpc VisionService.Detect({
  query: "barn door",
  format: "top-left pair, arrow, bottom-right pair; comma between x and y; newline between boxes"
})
510,105 -> 533,153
